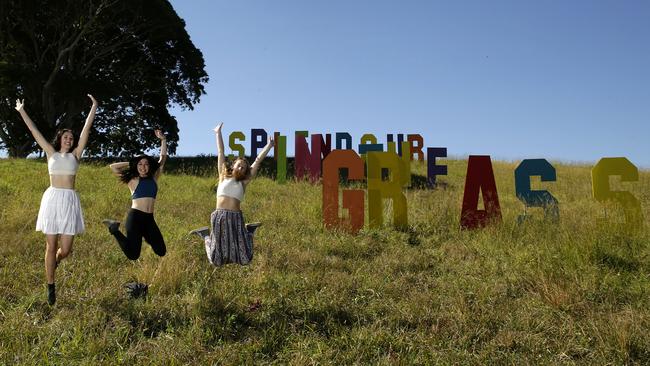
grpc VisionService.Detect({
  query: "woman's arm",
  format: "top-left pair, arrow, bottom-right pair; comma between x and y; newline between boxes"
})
249,135 -> 274,179
14,99 -> 55,156
214,123 -> 225,177
73,94 -> 98,160
155,129 -> 167,179
109,162 -> 129,175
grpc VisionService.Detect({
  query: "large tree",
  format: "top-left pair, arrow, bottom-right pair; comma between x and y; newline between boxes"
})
0,0 -> 208,157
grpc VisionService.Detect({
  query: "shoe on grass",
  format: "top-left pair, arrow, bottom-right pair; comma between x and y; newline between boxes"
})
189,227 -> 210,240
245,222 -> 262,235
124,282 -> 148,299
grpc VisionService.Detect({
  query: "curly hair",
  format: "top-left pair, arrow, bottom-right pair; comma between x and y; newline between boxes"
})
52,129 -> 78,153
119,155 -> 160,184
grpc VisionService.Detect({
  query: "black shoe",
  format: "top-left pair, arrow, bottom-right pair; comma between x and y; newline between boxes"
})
245,222 -> 262,235
189,227 -> 210,240
124,282 -> 148,298
102,219 -> 120,233
47,283 -> 56,305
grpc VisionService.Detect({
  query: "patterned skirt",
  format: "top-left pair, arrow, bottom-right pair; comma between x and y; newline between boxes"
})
206,209 -> 253,266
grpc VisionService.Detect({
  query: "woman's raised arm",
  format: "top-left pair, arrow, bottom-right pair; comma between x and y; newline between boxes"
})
214,123 -> 225,176
74,94 -> 98,160
15,99 -> 55,156
249,135 -> 274,179
155,129 -> 167,179
109,162 -> 129,176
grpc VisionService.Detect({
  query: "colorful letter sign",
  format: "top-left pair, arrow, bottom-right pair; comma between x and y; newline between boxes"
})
515,159 -> 559,221
386,134 -> 405,156
222,130 -> 646,236
229,131 -> 245,158
250,129 -> 267,160
322,150 -> 365,233
336,132 -> 352,150
275,133 -> 287,184
367,152 -> 408,228
460,155 -> 502,229
427,147 -> 447,188
358,134 -> 383,156
592,157 -> 643,229
295,132 -> 331,182
387,141 -> 412,187
407,134 -> 424,161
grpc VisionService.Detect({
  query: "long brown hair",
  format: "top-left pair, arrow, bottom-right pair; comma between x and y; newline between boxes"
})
119,155 -> 160,183
220,157 -> 250,181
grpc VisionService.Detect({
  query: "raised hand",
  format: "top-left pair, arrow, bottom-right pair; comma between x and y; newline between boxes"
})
154,129 -> 166,140
87,94 -> 98,107
15,99 -> 25,112
213,123 -> 223,134
267,135 -> 275,147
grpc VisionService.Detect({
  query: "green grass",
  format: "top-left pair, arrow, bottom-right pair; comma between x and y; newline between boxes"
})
1,157 -> 649,365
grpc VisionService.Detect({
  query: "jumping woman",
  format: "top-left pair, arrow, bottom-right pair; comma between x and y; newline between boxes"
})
190,123 -> 273,266
15,94 -> 98,305
102,130 -> 168,261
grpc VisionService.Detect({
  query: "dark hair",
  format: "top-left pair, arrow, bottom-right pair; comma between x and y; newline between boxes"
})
220,157 -> 250,181
52,129 -> 78,153
119,155 -> 160,183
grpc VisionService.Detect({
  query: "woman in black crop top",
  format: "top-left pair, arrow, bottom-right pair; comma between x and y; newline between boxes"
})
102,130 -> 168,261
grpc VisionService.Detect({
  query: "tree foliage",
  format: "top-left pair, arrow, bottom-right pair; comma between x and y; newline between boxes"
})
0,0 -> 208,157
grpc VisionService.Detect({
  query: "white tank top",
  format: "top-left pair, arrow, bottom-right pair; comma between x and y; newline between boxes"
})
217,177 -> 244,201
48,152 -> 79,176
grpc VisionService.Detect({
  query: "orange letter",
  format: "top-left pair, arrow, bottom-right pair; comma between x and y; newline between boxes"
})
323,150 -> 365,234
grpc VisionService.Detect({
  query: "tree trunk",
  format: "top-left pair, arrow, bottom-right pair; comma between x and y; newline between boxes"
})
8,145 -> 29,158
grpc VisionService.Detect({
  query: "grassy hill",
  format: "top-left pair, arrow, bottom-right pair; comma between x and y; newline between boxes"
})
0,157 -> 649,364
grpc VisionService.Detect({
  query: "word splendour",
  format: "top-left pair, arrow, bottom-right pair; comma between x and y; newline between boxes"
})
230,129 -> 645,234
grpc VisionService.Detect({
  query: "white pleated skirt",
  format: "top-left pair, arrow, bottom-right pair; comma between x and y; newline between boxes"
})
36,187 -> 85,235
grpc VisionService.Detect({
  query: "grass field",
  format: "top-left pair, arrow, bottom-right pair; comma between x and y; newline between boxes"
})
1,157 -> 649,364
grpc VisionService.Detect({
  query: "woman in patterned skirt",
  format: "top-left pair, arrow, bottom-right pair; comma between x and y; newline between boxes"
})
190,122 -> 273,265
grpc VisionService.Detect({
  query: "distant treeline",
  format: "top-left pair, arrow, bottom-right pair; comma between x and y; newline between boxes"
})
78,155 -> 430,187
81,155 -> 283,178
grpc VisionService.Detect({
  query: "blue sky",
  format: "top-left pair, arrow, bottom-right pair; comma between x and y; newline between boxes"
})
169,0 -> 650,167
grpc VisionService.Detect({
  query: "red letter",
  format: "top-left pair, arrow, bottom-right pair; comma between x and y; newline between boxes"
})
407,134 -> 424,161
295,132 -> 330,183
460,155 -> 502,229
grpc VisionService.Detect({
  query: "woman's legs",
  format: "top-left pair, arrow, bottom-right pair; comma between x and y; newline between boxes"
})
204,209 -> 254,266
44,234 -> 58,284
142,216 -> 166,257
56,235 -> 74,263
108,209 -> 143,260
44,234 -> 59,305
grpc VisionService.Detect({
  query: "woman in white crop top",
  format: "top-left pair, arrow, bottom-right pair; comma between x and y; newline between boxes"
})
190,122 -> 273,266
15,95 -> 98,306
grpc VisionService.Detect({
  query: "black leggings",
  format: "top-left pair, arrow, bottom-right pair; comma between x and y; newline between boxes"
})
110,209 -> 166,260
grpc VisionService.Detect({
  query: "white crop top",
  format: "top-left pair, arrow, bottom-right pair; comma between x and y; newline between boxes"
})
217,177 -> 244,201
48,152 -> 79,176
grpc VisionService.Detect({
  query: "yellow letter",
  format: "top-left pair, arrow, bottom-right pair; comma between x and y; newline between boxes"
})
592,157 -> 643,230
